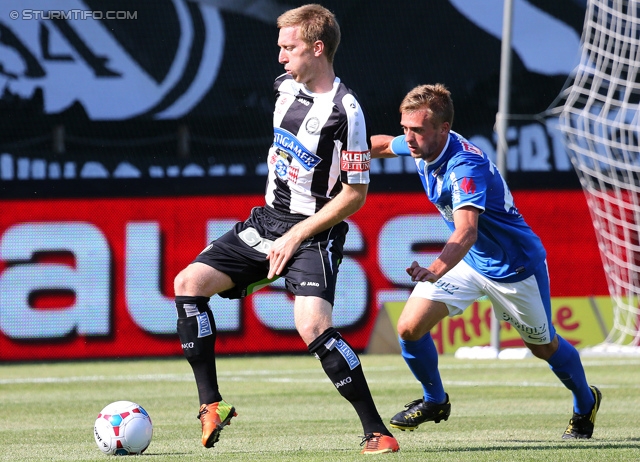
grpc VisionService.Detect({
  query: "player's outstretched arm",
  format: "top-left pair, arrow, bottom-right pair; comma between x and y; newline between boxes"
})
370,135 -> 398,158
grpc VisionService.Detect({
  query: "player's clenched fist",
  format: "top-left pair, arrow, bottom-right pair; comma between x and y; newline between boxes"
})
406,261 -> 438,283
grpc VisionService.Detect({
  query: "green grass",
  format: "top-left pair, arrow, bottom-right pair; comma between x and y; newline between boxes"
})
1,354 -> 639,461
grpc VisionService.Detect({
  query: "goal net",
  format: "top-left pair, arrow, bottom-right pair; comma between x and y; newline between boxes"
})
559,0 -> 640,355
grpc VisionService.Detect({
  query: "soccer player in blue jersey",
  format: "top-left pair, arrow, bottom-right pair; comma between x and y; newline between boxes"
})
370,83 -> 601,439
172,4 -> 398,454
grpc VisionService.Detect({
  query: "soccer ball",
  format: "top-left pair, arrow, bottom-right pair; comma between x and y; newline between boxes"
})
94,401 -> 153,455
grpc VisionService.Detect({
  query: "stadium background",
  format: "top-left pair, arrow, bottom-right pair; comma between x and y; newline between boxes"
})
0,0 -> 607,361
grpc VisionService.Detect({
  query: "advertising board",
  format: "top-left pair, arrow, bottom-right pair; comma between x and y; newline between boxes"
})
0,190 -> 608,361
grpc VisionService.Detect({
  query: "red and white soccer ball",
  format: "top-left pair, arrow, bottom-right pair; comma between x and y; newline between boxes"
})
94,401 -> 153,455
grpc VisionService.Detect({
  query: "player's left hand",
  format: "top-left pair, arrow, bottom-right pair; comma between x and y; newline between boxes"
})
267,233 -> 302,279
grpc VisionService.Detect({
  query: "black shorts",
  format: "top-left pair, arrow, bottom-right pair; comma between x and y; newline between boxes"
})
193,205 -> 348,304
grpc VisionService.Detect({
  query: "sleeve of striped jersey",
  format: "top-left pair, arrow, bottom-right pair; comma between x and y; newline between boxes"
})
340,93 -> 370,184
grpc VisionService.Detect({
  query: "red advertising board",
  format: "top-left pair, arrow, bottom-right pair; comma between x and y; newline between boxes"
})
0,191 -> 607,361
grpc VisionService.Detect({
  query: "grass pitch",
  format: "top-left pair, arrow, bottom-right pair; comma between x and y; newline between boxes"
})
1,354 -> 639,461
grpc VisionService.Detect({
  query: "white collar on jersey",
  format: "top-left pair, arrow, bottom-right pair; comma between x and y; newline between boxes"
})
426,132 -> 452,166
298,77 -> 341,98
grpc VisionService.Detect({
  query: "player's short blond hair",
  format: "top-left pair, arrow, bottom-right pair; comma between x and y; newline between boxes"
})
400,84 -> 454,127
277,4 -> 341,64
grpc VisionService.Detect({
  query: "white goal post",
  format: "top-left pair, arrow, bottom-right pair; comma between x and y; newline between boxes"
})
559,0 -> 640,355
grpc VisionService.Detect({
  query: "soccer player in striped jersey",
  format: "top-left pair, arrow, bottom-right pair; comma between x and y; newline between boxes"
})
173,4 -> 398,454
371,83 -> 601,440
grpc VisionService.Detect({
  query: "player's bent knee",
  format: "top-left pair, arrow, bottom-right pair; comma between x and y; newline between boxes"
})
525,340 -> 558,361
298,323 -> 329,346
174,263 -> 226,296
173,269 -> 189,294
397,320 -> 427,342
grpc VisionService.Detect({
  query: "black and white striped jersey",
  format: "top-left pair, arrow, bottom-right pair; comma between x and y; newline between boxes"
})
265,74 -> 371,216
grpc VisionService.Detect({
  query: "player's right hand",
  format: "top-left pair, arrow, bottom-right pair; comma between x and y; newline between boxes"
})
406,260 -> 438,283
266,232 -> 301,279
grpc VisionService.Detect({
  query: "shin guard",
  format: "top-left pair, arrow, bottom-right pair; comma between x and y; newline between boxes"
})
176,295 -> 221,404
308,327 -> 389,435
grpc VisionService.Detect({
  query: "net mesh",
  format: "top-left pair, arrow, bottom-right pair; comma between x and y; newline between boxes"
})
559,0 -> 640,353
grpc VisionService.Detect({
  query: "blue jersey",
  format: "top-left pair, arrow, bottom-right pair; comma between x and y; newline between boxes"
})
391,131 -> 546,282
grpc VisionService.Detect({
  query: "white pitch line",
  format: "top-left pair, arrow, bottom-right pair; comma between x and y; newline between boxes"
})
2,358 -> 639,386
0,374 -> 193,385
0,375 -> 632,389
0,374 -> 636,389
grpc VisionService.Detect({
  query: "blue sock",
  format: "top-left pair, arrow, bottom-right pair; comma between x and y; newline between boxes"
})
399,333 -> 446,404
547,335 -> 594,414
